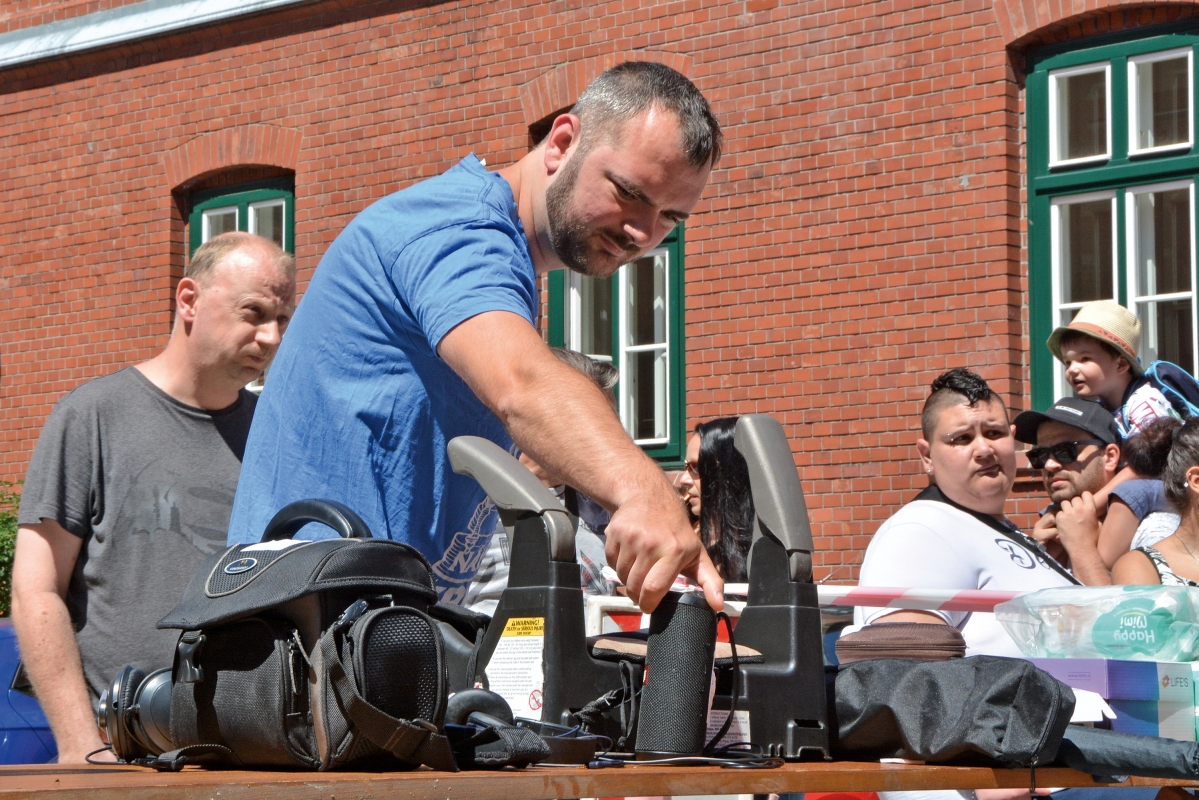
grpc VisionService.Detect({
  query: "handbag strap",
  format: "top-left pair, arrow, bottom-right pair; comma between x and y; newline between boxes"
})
914,485 -> 1081,586
320,632 -> 458,771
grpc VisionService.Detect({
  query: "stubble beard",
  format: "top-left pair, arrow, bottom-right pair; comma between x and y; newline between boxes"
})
545,147 -> 633,278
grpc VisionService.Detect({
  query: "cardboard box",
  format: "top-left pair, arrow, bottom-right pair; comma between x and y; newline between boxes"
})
1030,658 -> 1193,701
1030,658 -> 1195,741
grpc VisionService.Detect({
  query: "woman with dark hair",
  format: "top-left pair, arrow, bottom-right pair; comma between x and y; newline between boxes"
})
1094,417 -> 1179,565
1112,417 -> 1199,586
676,417 -> 755,582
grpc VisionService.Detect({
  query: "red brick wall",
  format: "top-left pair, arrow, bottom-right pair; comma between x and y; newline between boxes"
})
3,0 -> 1194,578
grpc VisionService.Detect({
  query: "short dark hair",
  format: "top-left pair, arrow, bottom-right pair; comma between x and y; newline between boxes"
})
920,368 -> 1007,439
571,61 -> 723,168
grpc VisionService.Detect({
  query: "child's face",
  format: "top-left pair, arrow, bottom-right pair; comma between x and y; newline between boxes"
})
1061,337 -> 1130,398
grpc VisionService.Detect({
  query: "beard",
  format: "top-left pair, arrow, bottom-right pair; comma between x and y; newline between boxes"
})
545,148 -> 636,277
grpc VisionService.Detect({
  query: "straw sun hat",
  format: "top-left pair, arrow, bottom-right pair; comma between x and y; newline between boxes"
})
1046,300 -> 1143,376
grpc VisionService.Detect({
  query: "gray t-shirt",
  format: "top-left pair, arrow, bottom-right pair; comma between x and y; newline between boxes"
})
18,367 -> 255,705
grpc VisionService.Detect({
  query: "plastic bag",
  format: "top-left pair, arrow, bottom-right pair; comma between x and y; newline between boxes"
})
995,585 -> 1199,661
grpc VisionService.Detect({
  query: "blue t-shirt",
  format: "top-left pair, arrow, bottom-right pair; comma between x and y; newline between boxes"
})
227,155 -> 538,605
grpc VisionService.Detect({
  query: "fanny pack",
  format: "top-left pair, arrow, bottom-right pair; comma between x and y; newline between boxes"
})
140,500 -> 457,771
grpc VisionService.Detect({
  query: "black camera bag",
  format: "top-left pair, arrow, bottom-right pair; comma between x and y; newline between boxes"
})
150,500 -> 457,771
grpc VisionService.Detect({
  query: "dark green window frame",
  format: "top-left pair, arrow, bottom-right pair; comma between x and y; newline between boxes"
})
1028,23 -> 1199,409
188,178 -> 295,256
547,225 -> 687,465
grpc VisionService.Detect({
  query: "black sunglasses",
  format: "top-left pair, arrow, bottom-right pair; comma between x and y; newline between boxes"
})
1025,439 -> 1106,470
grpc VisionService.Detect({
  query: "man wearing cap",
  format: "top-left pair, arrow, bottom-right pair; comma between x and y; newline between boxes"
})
1047,300 -> 1176,438
1013,397 -> 1122,585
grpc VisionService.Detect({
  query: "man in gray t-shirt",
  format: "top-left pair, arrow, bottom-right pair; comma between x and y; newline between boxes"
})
13,233 -> 295,763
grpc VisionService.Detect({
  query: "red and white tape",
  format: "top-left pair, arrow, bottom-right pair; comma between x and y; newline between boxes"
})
815,585 -> 1023,613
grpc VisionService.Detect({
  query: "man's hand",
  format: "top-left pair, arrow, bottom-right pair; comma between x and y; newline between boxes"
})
439,311 -> 724,612
1055,493 -> 1101,550
605,479 -> 724,612
11,522 -> 108,763
1054,492 -> 1112,586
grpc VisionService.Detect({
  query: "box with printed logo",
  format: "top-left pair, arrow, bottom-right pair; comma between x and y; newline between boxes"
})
1030,658 -> 1196,741
1029,658 -> 1194,702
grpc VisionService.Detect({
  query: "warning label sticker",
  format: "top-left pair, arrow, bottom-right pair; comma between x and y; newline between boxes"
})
501,617 -> 545,636
706,709 -> 751,747
486,617 -> 545,720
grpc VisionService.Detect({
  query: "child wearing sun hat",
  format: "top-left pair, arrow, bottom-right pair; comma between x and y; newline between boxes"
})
1047,300 -> 1178,438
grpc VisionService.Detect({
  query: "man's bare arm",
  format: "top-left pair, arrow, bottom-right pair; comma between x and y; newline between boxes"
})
11,522 -> 110,763
438,310 -> 723,612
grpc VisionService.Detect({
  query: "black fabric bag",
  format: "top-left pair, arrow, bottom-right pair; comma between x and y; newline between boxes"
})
831,656 -> 1075,767
150,501 -> 457,772
831,655 -> 1199,781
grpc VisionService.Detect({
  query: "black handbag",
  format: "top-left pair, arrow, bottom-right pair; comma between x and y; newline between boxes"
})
147,499 -> 456,771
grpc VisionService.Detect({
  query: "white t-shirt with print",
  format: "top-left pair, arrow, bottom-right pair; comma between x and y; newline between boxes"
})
846,499 -> 1075,657
1118,381 -> 1178,437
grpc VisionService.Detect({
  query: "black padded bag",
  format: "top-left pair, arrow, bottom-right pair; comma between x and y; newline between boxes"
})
152,500 -> 456,772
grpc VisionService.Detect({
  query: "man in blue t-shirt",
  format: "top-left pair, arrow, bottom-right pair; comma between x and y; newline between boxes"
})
228,62 -> 725,612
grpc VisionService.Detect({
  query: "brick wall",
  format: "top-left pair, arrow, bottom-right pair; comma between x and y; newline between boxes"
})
2,0 -> 1193,579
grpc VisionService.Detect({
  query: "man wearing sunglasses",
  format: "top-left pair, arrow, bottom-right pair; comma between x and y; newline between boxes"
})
1013,397 -> 1122,585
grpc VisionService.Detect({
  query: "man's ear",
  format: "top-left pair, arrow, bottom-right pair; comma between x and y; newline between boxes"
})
1103,442 -> 1121,475
176,277 -> 201,324
916,438 -> 933,474
543,113 -> 581,175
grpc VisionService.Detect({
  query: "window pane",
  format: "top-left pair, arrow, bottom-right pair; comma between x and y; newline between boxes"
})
626,252 -> 667,346
628,349 -> 667,441
1136,56 -> 1189,150
1140,297 -> 1194,369
1057,70 -> 1107,161
202,207 -> 237,242
251,201 -> 285,248
1134,188 -> 1192,296
577,274 -> 613,359
1060,199 -> 1113,303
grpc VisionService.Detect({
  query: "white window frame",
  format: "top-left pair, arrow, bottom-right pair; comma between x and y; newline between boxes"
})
1128,47 -> 1194,157
1049,61 -> 1112,168
1124,178 -> 1199,374
565,271 -> 614,364
249,198 -> 287,246
1050,190 -> 1119,399
617,247 -> 671,447
200,205 -> 238,241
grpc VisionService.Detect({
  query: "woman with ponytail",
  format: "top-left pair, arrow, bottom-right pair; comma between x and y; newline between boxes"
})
1112,417 -> 1199,586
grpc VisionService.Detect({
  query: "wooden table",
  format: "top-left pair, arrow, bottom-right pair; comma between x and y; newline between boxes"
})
1,761 -> 1195,799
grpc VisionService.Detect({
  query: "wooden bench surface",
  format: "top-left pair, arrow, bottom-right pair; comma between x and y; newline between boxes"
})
0,761 -> 1194,799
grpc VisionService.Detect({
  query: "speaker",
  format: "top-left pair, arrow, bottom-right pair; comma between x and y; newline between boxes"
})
635,591 -> 717,758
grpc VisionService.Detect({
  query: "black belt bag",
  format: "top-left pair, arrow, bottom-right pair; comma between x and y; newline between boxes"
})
118,500 -> 457,772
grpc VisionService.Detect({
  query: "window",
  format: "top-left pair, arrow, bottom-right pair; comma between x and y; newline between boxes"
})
547,226 -> 687,464
188,178 -> 296,392
1027,27 -> 1199,407
188,178 -> 294,256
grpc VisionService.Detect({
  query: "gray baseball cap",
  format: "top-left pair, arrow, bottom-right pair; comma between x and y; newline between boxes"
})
1012,397 -> 1121,446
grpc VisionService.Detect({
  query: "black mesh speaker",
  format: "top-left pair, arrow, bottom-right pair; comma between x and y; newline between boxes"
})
358,608 -> 443,724
635,591 -> 717,757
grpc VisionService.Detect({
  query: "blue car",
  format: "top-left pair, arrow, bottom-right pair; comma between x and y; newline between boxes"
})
0,619 -> 56,763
